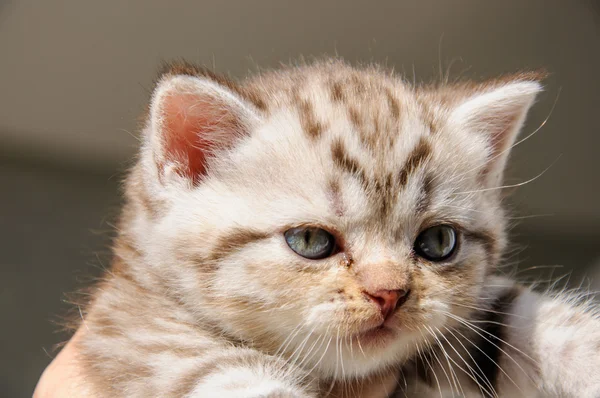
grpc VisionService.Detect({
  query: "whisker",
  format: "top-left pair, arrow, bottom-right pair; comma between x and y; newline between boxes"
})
415,337 -> 443,398
425,326 -> 465,397
447,301 -> 531,321
446,310 -> 538,365
441,310 -> 532,393
445,322 -> 523,394
303,326 -> 334,380
444,325 -> 499,398
419,327 -> 456,397
451,154 -> 561,196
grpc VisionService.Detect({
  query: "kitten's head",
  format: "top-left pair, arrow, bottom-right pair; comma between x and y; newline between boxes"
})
123,61 -> 542,378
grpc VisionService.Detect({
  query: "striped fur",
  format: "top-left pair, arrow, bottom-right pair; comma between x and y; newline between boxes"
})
73,60 -> 600,397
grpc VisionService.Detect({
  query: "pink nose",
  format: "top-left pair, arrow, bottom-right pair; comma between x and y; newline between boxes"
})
364,289 -> 409,320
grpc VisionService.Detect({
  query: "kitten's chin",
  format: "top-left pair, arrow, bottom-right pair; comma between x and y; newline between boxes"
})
313,331 -> 408,380
308,322 -> 415,380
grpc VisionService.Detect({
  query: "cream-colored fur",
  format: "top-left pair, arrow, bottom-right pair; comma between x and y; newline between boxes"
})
74,60 -> 600,397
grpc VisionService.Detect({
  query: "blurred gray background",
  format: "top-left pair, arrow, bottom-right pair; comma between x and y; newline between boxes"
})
1,0 -> 599,396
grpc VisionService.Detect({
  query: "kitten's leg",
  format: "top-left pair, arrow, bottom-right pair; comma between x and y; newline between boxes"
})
79,329 -> 317,398
77,280 -> 317,398
484,278 -> 600,397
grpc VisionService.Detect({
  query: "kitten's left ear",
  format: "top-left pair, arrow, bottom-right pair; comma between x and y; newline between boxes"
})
448,76 -> 544,187
143,66 -> 261,188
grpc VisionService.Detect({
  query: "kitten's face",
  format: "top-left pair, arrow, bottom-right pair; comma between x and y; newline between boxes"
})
131,63 -> 540,378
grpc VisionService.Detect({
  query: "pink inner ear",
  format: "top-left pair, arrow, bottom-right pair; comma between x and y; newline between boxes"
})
162,93 -> 230,185
487,112 -> 519,158
479,111 -> 522,180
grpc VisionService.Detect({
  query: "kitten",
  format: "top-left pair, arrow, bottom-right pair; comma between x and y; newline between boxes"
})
73,59 -> 600,397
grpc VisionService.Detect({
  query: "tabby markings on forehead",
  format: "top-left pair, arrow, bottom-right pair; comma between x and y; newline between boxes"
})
349,74 -> 367,94
330,138 -> 367,187
385,87 -> 401,120
347,106 -> 363,130
327,179 -> 344,217
330,80 -> 345,103
417,98 -> 442,134
345,106 -> 381,153
415,173 -> 434,215
241,88 -> 268,112
361,110 -> 383,152
296,98 -> 324,139
331,135 -> 436,218
398,137 -> 432,187
372,172 -> 395,218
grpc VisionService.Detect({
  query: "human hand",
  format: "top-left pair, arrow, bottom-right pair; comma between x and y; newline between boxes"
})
33,330 -> 94,397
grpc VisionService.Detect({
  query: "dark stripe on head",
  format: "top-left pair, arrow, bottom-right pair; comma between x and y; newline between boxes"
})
466,286 -> 521,396
241,89 -> 268,112
327,179 -> 344,217
298,100 -> 324,139
330,81 -> 345,102
373,172 -> 394,218
331,139 -> 367,186
208,229 -> 269,263
347,107 -> 363,130
398,138 -> 431,186
386,88 -> 401,120
415,174 -> 434,214
418,99 -> 441,134
350,74 -> 366,94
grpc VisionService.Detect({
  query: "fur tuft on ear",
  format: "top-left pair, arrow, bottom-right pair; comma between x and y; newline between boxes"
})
144,67 -> 260,186
449,77 -> 544,187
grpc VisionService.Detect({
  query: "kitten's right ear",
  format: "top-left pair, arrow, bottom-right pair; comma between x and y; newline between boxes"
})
142,68 -> 260,187
447,76 -> 544,187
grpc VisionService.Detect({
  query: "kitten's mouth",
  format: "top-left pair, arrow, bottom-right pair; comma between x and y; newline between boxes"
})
355,324 -> 396,347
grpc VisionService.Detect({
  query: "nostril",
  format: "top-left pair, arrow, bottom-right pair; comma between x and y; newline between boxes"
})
364,289 -> 410,320
371,295 -> 386,309
397,289 -> 410,308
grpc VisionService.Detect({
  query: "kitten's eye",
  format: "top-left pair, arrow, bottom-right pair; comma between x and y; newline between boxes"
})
284,227 -> 336,260
414,225 -> 457,262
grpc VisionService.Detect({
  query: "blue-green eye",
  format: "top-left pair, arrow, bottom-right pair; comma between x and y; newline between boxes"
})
414,225 -> 457,262
284,227 -> 336,260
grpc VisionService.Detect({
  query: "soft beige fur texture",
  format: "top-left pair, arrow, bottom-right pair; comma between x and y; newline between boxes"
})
74,60 -> 600,397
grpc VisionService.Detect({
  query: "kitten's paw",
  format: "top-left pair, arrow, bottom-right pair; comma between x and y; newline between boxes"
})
188,366 -> 315,398
255,387 -> 314,398
190,384 -> 313,398
581,386 -> 600,398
